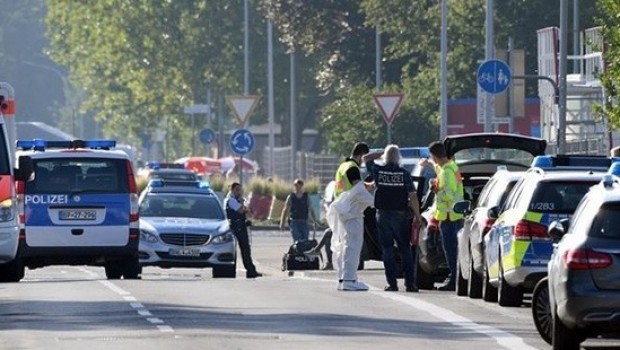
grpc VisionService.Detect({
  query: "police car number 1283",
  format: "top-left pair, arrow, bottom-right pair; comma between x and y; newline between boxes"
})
59,209 -> 97,221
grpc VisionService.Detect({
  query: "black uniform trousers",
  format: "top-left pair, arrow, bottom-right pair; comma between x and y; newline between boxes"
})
230,220 -> 257,275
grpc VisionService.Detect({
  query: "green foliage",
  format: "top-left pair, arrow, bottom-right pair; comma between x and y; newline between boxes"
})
247,176 -> 273,196
270,178 -> 292,201
303,178 -> 321,194
208,175 -> 226,193
597,0 -> 620,131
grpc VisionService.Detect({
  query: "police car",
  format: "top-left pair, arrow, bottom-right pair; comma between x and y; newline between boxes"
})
138,179 -> 236,278
15,140 -> 140,281
483,167 -> 603,306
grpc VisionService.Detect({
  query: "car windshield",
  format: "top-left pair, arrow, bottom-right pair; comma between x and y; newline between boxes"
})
454,148 -> 536,166
140,194 -> 225,220
589,202 -> 620,239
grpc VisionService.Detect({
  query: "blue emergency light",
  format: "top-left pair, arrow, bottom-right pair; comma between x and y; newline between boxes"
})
531,155 -> 617,170
16,139 -> 116,151
147,179 -> 211,190
608,162 -> 620,176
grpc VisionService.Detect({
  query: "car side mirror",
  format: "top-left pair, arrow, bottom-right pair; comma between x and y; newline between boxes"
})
487,206 -> 499,219
548,220 -> 567,242
453,200 -> 471,214
15,156 -> 34,182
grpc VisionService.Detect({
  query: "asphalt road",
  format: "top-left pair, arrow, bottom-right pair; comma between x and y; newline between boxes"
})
1,230 -> 619,350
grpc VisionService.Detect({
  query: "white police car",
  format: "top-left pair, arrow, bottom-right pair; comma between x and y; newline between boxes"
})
138,179 -> 236,278
15,139 -> 140,281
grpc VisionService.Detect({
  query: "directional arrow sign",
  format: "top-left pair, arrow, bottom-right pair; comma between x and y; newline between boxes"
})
373,93 -> 404,125
226,95 -> 261,127
230,128 -> 255,156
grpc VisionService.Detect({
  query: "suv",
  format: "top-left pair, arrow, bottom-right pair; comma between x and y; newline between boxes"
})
455,168 -> 524,298
483,168 -> 603,306
416,133 -> 547,290
531,175 -> 620,349
14,139 -> 140,281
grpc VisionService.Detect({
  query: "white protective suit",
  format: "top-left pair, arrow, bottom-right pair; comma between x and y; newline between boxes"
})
326,181 -> 375,282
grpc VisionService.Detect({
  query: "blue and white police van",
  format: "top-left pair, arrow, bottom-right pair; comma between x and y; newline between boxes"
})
14,140 -> 140,281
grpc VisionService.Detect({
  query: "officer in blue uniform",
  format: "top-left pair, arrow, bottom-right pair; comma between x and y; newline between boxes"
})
365,145 -> 422,292
224,182 -> 262,278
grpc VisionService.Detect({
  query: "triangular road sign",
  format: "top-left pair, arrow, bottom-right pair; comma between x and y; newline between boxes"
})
373,93 -> 404,125
226,95 -> 261,127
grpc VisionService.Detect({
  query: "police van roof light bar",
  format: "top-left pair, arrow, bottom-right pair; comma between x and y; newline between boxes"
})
16,139 -> 116,151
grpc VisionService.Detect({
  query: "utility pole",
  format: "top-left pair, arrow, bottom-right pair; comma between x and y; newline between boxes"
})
558,0 -> 568,154
440,0 -> 448,139
290,50 -> 296,181
243,0 -> 249,96
484,0 -> 495,133
267,17 -> 275,177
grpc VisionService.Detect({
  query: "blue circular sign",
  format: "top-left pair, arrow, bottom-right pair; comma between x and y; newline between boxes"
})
199,128 -> 215,145
230,128 -> 254,155
477,59 -> 512,95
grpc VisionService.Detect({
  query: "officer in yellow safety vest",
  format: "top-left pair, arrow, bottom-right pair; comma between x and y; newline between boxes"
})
334,142 -> 369,198
422,141 -> 464,291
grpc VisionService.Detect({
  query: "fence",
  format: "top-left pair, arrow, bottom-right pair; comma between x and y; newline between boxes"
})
262,146 -> 341,190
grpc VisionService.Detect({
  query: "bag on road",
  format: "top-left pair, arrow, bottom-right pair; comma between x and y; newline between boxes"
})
281,226 -> 320,271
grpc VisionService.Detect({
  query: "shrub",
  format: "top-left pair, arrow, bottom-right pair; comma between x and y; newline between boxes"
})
209,175 -> 226,192
303,178 -> 321,194
247,177 -> 273,196
271,178 -> 292,201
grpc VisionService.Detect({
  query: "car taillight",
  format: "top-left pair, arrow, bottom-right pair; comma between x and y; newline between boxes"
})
563,249 -> 612,270
482,218 -> 495,235
514,220 -> 549,241
126,160 -> 139,225
16,180 -> 25,225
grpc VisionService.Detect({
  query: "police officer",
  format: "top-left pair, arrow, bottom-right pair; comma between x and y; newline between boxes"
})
224,182 -> 262,278
421,141 -> 464,291
365,145 -> 422,292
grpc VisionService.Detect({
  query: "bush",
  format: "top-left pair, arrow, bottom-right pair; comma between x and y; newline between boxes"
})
271,178 -> 292,201
247,177 -> 273,196
304,178 -> 321,194
209,175 -> 226,192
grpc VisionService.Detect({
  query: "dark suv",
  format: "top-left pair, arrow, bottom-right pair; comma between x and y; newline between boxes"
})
416,133 -> 547,290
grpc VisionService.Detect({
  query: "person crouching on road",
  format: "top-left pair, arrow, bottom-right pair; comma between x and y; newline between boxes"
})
326,142 -> 374,291
365,145 -> 423,292
224,182 -> 262,279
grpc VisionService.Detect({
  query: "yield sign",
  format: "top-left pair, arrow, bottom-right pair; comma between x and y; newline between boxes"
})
373,93 -> 404,125
226,95 -> 261,126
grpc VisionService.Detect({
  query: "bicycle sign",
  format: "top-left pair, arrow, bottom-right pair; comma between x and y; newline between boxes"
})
477,59 -> 512,94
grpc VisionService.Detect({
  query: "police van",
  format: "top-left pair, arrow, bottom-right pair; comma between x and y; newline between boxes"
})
14,139 -> 140,281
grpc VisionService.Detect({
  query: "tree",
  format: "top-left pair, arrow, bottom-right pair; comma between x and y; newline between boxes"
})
597,0 -> 620,131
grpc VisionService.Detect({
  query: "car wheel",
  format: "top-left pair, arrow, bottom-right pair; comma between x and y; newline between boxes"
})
482,265 -> 498,302
122,256 -> 141,280
105,264 -> 122,280
212,263 -> 236,278
552,307 -> 583,350
498,259 -> 523,307
455,259 -> 467,296
532,278 -> 552,345
468,254 -> 482,299
416,257 -> 434,290
0,258 -> 25,283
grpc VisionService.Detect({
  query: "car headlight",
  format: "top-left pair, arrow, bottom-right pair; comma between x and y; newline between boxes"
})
0,199 -> 14,222
211,231 -> 234,244
140,229 -> 159,243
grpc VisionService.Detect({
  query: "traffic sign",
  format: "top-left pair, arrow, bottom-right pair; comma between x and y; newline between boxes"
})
477,59 -> 512,94
183,104 -> 210,114
226,95 -> 261,126
373,93 -> 404,125
230,128 -> 254,155
199,128 -> 216,145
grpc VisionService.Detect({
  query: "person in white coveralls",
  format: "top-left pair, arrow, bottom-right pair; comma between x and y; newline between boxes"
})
326,142 -> 375,291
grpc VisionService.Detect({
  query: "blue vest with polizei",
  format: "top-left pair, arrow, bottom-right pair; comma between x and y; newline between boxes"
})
225,197 -> 246,222
374,165 -> 408,211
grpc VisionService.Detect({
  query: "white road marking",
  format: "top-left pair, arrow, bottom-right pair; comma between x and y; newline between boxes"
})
297,275 -> 537,350
76,267 -> 174,333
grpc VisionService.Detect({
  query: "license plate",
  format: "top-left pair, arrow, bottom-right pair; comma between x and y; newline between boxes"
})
169,248 -> 201,257
59,209 -> 97,221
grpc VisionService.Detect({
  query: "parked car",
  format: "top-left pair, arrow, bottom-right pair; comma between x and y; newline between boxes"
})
532,175 -> 620,349
484,168 -> 603,306
455,168 -> 524,298
416,133 -> 547,290
138,179 -> 236,278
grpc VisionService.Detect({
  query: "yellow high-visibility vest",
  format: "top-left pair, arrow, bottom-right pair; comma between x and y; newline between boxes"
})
433,160 -> 464,221
334,160 -> 359,198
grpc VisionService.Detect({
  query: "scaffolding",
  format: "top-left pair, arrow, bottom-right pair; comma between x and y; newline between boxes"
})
537,26 -> 607,155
